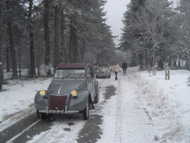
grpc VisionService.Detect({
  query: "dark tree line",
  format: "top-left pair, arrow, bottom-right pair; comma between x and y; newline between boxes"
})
0,0 -> 115,81
120,0 -> 190,70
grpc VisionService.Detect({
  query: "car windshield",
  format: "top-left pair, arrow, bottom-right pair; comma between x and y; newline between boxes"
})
54,69 -> 85,79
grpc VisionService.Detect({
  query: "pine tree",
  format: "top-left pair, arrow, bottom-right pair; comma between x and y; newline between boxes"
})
0,0 -> 115,79
28,0 -> 36,78
120,0 -> 178,69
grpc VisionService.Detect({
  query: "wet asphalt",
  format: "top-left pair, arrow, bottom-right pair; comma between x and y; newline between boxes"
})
0,113 -> 38,143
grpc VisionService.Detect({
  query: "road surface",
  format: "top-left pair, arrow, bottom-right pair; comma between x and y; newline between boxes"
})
0,68 -> 181,143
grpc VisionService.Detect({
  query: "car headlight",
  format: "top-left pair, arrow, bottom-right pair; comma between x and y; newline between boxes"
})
71,89 -> 78,97
39,90 -> 47,96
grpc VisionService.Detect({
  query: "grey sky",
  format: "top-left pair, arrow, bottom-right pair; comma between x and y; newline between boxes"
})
105,0 -> 131,45
169,0 -> 180,7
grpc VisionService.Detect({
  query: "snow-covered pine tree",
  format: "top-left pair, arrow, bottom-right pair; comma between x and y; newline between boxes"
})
120,0 -> 180,69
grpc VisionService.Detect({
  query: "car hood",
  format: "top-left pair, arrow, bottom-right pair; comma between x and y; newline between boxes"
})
47,79 -> 86,96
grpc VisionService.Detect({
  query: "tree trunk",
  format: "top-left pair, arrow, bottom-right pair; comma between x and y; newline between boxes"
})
81,39 -> 86,62
7,21 -> 17,79
5,1 -> 10,72
0,62 -> 2,90
28,0 -> 36,78
53,5 -> 59,68
6,0 -> 17,78
44,0 -> 50,66
18,47 -> 22,78
0,8 -> 3,90
6,47 -> 10,72
60,9 -> 66,63
69,15 -> 78,63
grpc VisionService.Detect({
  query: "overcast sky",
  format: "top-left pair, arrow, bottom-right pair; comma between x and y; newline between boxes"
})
104,0 -> 131,45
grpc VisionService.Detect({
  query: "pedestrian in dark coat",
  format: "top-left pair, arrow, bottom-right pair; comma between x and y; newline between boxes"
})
122,62 -> 128,75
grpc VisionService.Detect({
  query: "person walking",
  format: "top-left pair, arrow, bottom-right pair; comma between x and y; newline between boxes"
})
164,62 -> 170,80
122,62 -> 128,75
112,64 -> 122,80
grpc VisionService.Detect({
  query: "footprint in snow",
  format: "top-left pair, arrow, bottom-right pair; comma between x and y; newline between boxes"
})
68,122 -> 75,126
64,128 -> 71,132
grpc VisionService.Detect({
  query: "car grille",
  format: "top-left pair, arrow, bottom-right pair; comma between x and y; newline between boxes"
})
48,96 -> 67,110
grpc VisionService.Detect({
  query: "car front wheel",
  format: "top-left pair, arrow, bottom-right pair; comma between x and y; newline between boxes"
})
83,101 -> 90,120
37,110 -> 49,120
95,93 -> 99,104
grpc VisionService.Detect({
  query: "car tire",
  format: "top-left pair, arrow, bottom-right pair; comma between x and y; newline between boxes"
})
89,96 -> 95,109
83,101 -> 90,120
95,83 -> 99,104
94,89 -> 99,104
37,110 -> 49,120
94,95 -> 99,104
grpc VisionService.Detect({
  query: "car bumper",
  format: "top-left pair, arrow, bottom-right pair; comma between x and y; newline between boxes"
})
35,93 -> 89,114
96,73 -> 110,78
38,109 -> 80,114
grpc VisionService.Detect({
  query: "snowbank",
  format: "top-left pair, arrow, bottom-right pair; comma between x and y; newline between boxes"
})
0,78 -> 51,121
98,69 -> 190,143
141,70 -> 190,143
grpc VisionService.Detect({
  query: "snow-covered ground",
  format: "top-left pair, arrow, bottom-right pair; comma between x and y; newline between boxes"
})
0,78 -> 51,122
98,70 -> 156,143
1,68 -> 190,143
98,69 -> 190,143
141,70 -> 190,143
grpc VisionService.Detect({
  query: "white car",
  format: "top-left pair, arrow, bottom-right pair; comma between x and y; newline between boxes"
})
96,65 -> 111,78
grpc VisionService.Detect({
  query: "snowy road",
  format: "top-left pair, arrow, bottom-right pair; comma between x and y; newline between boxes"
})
98,69 -> 156,143
1,68 -> 190,143
0,78 -> 114,143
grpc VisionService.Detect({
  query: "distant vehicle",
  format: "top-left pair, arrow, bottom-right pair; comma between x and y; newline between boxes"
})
96,65 -> 111,79
34,64 -> 99,120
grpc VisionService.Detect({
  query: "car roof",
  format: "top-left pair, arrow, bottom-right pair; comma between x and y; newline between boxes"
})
56,63 -> 87,69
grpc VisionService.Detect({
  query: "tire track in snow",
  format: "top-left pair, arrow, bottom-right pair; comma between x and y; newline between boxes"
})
77,79 -> 117,143
114,77 -> 122,143
98,69 -> 157,143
